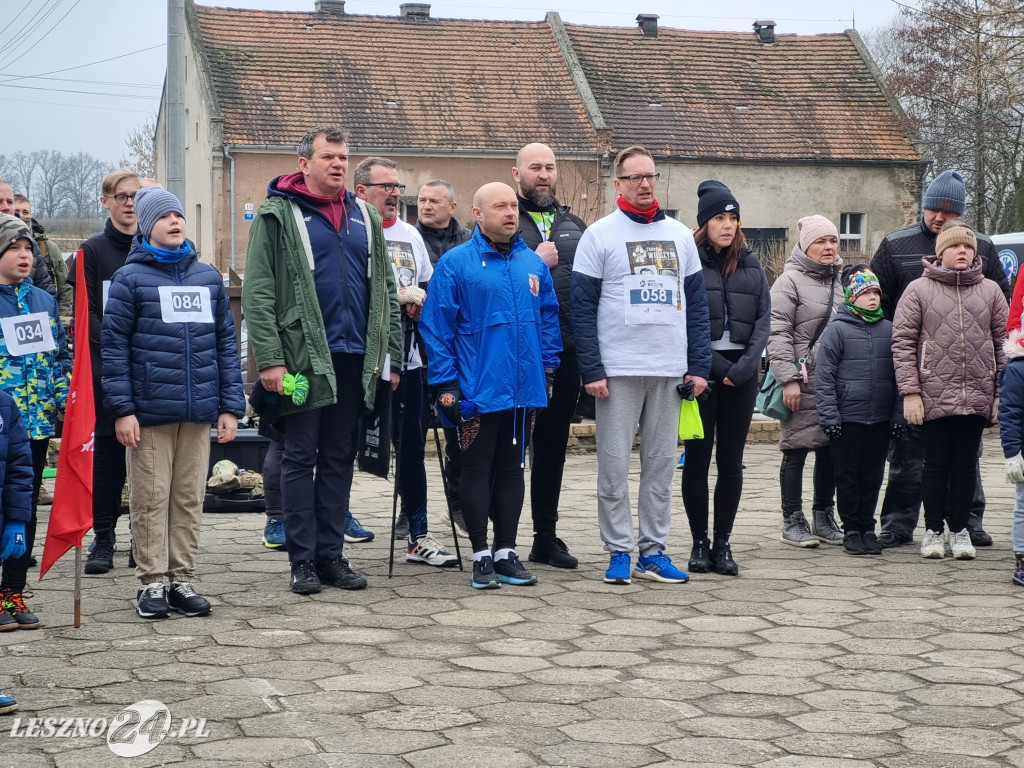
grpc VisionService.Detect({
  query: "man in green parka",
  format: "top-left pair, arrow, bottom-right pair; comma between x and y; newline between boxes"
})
242,126 -> 401,596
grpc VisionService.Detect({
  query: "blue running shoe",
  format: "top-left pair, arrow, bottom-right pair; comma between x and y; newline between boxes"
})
0,692 -> 17,714
472,556 -> 501,590
604,550 -> 632,584
344,513 -> 375,543
676,451 -> 686,469
634,551 -> 689,583
263,517 -> 286,550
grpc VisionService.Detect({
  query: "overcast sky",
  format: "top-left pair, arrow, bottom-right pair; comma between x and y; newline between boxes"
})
0,0 -> 906,165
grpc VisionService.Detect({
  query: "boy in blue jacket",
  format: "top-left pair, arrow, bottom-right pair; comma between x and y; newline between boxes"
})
0,387 -> 35,712
1000,327 -> 1024,584
102,188 -> 245,619
421,183 -> 561,590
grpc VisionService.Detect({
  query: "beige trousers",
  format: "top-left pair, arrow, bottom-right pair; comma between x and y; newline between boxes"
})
128,422 -> 210,583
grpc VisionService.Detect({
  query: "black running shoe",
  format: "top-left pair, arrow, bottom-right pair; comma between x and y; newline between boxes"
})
472,556 -> 500,590
136,582 -> 170,619
168,581 -> 212,616
290,560 -> 322,595
316,556 -> 368,590
493,554 -> 537,586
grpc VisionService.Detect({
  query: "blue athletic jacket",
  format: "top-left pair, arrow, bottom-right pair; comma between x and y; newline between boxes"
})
101,240 -> 245,427
421,228 -> 561,414
0,390 -> 32,536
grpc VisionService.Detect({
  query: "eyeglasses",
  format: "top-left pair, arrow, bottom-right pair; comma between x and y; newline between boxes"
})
112,193 -> 138,205
362,182 -> 406,194
616,173 -> 660,186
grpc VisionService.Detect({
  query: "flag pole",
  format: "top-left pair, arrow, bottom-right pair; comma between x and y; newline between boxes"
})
73,546 -> 81,628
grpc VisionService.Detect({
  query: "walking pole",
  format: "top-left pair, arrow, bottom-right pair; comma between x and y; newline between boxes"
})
388,323 -> 413,578
431,420 -> 463,570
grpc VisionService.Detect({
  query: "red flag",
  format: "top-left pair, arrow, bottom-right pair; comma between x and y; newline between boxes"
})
40,249 -> 95,579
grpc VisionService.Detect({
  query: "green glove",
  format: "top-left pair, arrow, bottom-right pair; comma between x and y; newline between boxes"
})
282,372 -> 309,405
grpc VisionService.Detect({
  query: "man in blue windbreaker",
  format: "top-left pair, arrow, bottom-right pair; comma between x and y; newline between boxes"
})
420,182 -> 561,590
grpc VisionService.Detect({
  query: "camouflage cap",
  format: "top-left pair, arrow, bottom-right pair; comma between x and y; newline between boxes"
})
0,213 -> 32,257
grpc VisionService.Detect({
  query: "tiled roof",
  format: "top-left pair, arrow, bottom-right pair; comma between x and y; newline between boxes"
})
192,5 -> 600,152
564,24 -> 920,162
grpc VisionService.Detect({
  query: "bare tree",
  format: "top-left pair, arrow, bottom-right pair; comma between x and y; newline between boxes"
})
61,152 -> 110,219
5,151 -> 40,198
33,150 -> 71,218
120,117 -> 156,179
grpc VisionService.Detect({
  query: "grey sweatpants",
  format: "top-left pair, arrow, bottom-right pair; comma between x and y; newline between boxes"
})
596,376 -> 680,555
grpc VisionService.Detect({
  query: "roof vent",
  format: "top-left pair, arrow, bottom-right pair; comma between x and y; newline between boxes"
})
315,0 -> 345,13
753,19 -> 776,44
636,13 -> 659,37
400,3 -> 430,18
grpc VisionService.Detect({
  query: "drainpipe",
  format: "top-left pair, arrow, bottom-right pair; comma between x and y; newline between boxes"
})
223,143 -> 236,273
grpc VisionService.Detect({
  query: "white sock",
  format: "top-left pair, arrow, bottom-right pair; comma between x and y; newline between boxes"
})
494,547 -> 514,562
472,549 -> 491,562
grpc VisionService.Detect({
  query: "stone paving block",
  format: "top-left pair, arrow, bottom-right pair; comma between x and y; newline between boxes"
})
549,650 -> 647,668
905,683 -> 1021,707
798,689 -> 910,714
403,745 -> 537,768
317,673 -> 422,692
362,705 -> 479,731
569,633 -> 668,652
743,642 -> 843,660
728,658 -> 835,677
813,670 -> 924,692
773,732 -> 902,759
788,710 -> 907,733
277,690 -> 394,715
273,755 -> 407,768
921,649 -> 1023,668
476,637 -> 568,657
655,735 -> 784,763
420,669 -> 524,688
900,726 -> 1018,757
534,741 -> 661,767
394,684 -> 505,708
713,674 -> 822,696
471,701 -> 591,727
677,715 -> 799,739
757,758 -> 880,768
880,755 -> 1008,768
450,655 -> 550,673
502,683 -> 611,705
432,610 -> 525,628
581,696 -> 701,722
192,736 -> 319,761
316,727 -> 446,755
830,653 -> 928,672
698,692 -> 812,718
560,718 -> 680,744
441,722 -> 567,748
53,744 -> 187,768
761,611 -> 860,629
912,665 -> 1019,685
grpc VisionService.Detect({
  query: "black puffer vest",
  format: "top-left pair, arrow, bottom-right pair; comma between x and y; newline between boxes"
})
700,244 -> 764,347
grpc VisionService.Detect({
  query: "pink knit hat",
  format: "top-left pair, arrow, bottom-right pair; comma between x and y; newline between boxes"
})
797,215 -> 839,253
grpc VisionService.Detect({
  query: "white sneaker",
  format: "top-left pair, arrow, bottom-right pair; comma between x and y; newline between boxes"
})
920,529 -> 946,559
949,528 -> 977,560
439,509 -> 469,539
406,535 -> 459,568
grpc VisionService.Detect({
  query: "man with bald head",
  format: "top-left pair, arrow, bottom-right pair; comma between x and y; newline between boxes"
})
513,143 -> 587,569
421,182 -> 562,590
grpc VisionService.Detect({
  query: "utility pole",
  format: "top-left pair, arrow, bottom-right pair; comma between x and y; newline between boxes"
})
166,0 -> 186,202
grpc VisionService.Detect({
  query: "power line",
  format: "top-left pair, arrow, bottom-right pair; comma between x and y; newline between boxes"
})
0,82 -> 159,100
0,0 -> 60,56
0,0 -> 83,72
0,73 -> 160,88
0,94 -> 154,114
0,0 -> 65,62
0,1 -> 39,52
0,43 -> 165,85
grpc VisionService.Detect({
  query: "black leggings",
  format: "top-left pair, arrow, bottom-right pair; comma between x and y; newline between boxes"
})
459,409 -> 531,553
780,445 -> 834,516
921,415 -> 985,534
682,368 -> 758,540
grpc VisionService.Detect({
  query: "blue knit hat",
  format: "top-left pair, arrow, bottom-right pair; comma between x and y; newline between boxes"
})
922,170 -> 966,215
135,187 -> 185,241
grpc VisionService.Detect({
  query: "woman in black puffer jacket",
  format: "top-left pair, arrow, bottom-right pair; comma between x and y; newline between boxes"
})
682,181 -> 770,576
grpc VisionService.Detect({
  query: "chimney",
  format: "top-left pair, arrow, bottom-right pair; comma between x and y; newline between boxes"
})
400,3 -> 430,18
636,13 -> 658,37
315,0 -> 345,13
753,19 -> 776,44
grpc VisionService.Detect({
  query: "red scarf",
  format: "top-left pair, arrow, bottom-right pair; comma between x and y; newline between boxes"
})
381,216 -> 398,228
617,195 -> 660,223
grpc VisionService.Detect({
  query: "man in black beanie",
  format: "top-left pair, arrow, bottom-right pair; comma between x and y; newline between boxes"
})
870,169 -> 1010,549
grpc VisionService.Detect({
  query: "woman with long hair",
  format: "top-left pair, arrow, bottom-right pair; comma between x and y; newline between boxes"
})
682,181 -> 770,576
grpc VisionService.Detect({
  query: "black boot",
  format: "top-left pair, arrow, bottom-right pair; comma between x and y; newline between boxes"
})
687,537 -> 710,573
84,530 -> 115,575
710,536 -> 738,576
528,532 -> 578,569
1014,553 -> 1024,587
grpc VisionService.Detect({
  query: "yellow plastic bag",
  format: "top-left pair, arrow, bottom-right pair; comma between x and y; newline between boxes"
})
678,398 -> 704,441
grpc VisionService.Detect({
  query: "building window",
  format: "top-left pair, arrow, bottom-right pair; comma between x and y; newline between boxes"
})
840,213 -> 864,253
743,227 -> 789,281
664,209 -> 679,221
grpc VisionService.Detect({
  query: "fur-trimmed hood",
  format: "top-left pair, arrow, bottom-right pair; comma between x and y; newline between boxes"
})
1007,328 -> 1024,360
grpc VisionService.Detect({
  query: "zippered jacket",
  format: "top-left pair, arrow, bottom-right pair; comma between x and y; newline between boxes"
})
102,241 -> 245,426
420,228 -> 561,413
892,254 -> 1007,421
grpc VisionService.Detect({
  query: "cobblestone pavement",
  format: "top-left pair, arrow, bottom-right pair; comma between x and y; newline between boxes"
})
5,431 -> 1024,767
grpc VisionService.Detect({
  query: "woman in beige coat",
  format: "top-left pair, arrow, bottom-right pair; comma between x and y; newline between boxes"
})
767,216 -> 843,547
892,221 -> 1007,561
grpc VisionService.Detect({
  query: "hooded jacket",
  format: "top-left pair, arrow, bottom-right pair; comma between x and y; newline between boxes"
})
0,281 -> 70,440
892,254 -> 1007,422
814,303 -> 902,428
420,228 -> 561,413
767,246 -> 842,451
31,218 -> 71,317
999,330 -> 1024,458
870,219 -> 1009,320
101,240 -> 245,426
0,390 -> 32,533
242,178 -> 401,415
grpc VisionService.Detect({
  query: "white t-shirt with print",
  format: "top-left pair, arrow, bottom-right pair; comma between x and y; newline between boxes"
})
573,209 -> 701,378
383,218 -> 433,370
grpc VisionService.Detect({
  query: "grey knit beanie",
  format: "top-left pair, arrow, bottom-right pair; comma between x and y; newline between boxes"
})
922,170 -> 966,215
135,187 -> 185,241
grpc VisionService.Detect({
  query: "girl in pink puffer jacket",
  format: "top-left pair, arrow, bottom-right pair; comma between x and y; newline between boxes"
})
892,221 -> 1007,561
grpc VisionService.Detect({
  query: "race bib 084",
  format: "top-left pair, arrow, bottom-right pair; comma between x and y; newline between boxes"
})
1,312 -> 56,356
158,286 -> 213,324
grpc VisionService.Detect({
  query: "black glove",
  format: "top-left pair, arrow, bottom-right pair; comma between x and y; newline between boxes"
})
545,368 -> 556,399
676,380 -> 695,400
891,421 -> 908,440
435,381 -> 463,427
822,424 -> 842,441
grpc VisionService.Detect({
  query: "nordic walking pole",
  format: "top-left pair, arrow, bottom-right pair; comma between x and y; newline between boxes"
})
431,419 -> 463,570
388,322 -> 413,578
